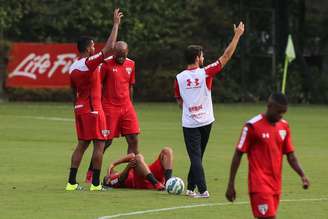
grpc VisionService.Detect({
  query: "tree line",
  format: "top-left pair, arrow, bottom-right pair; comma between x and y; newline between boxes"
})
1,0 -> 327,103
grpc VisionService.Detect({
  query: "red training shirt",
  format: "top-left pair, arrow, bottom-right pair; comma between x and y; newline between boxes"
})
236,114 -> 295,194
69,51 -> 104,113
100,56 -> 135,108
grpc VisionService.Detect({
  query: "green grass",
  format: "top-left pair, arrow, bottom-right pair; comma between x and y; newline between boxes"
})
0,102 -> 327,219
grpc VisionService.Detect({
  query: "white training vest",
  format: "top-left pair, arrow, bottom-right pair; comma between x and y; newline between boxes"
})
176,68 -> 214,128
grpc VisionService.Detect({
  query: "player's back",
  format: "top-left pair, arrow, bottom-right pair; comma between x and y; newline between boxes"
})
101,56 -> 135,107
176,68 -> 214,128
69,52 -> 104,113
70,58 -> 92,102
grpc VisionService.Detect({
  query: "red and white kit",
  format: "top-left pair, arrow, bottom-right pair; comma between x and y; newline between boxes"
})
69,51 -> 108,141
175,61 -> 222,128
100,56 -> 140,139
236,114 -> 295,217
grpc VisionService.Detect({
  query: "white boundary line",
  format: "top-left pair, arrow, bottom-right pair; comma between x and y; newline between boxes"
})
5,115 -> 74,122
97,197 -> 328,219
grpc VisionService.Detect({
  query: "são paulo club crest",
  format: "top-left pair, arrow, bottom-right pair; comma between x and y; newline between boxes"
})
102,129 -> 110,137
279,130 -> 287,140
258,204 -> 269,215
126,67 -> 132,75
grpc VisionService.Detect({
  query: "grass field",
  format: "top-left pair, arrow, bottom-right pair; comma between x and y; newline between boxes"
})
0,102 -> 327,219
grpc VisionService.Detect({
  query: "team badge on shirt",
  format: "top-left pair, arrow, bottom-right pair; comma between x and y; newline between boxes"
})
258,204 -> 269,215
102,129 -> 110,137
126,67 -> 132,75
279,130 -> 287,140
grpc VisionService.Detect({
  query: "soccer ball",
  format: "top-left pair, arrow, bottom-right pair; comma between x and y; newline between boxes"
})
165,177 -> 185,195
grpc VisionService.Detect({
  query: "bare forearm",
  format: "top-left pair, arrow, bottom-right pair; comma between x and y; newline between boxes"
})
287,153 -> 305,177
227,150 -> 243,185
102,23 -> 119,56
219,34 -> 241,68
113,153 -> 135,166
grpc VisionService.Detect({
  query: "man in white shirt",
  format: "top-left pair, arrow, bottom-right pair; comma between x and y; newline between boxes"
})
174,21 -> 244,198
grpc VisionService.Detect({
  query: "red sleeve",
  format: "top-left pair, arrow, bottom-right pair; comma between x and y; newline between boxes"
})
236,124 -> 253,153
85,51 -> 104,72
130,64 -> 136,85
204,60 -> 222,77
174,79 -> 181,98
283,126 -> 295,154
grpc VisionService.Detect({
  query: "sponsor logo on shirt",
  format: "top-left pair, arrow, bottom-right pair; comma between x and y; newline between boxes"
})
186,78 -> 201,89
258,204 -> 269,215
262,133 -> 270,138
126,67 -> 132,75
112,68 -> 118,72
279,130 -> 287,140
188,104 -> 203,113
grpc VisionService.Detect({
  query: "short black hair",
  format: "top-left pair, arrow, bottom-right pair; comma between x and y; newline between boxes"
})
76,36 -> 93,53
185,45 -> 203,64
269,92 -> 288,105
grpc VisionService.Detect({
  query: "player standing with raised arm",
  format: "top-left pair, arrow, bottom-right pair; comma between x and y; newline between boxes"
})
225,93 -> 310,219
85,41 -> 141,183
174,22 -> 244,198
65,9 -> 123,191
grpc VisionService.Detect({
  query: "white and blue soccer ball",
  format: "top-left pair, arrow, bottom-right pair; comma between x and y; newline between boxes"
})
165,177 -> 185,195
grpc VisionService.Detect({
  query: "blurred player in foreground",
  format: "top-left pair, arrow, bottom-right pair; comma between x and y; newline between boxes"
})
225,92 -> 310,218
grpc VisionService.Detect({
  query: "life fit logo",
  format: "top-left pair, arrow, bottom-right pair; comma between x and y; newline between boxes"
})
8,53 -> 77,80
186,78 -> 200,89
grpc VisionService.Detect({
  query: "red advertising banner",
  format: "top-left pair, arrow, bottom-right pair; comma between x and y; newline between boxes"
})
5,43 -> 103,88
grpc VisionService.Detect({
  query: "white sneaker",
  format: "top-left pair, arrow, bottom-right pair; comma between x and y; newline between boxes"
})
194,190 -> 210,198
185,190 -> 196,197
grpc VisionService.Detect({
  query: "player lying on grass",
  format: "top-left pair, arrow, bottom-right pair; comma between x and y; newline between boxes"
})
225,92 -> 310,219
103,147 -> 173,190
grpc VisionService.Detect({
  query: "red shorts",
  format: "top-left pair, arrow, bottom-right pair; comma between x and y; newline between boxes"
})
250,193 -> 280,218
104,105 -> 140,139
74,110 -> 109,141
124,157 -> 165,189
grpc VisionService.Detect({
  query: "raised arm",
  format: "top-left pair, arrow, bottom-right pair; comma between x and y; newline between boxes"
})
101,8 -> 123,56
119,158 -> 137,184
107,153 -> 135,176
286,152 -> 310,189
225,149 -> 244,202
218,22 -> 245,68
